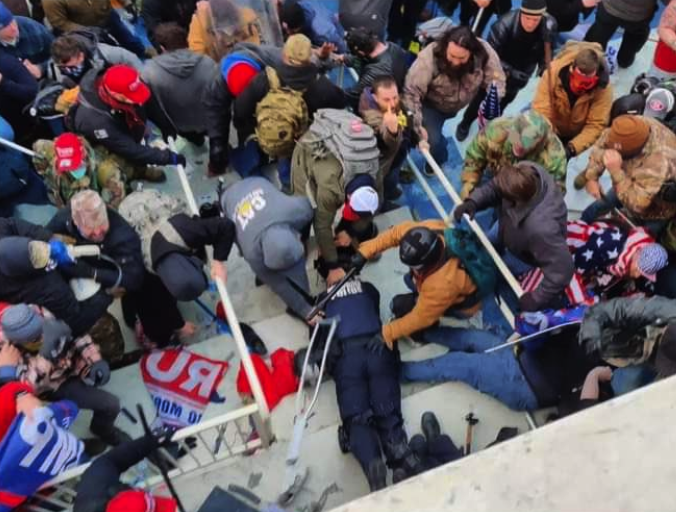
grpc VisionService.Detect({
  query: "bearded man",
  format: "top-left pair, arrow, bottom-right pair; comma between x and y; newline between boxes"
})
403,25 -> 506,172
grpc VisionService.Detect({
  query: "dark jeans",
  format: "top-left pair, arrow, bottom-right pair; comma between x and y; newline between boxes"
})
52,378 -> 121,435
106,10 -> 146,59
461,75 -> 529,127
333,337 -> 407,473
441,0 -> 512,37
584,3 -> 652,67
388,0 -> 427,47
581,188 -> 669,237
401,328 -> 539,411
422,103 -> 456,166
122,270 -> 185,347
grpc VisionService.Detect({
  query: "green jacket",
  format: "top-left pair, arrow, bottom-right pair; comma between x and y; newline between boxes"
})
461,111 -> 567,191
32,137 -> 126,209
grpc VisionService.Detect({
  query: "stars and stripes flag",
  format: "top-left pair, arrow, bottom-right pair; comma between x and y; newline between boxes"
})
519,221 -> 655,307
478,81 -> 501,130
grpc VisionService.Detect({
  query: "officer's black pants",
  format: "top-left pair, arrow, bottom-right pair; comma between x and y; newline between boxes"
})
332,338 -> 406,475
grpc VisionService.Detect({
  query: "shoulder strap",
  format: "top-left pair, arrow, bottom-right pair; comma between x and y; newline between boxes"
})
265,67 -> 281,90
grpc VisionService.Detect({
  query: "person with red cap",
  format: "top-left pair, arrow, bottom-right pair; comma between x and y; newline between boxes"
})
202,41 -> 284,175
73,430 -> 178,512
70,64 -> 187,184
32,132 -> 127,209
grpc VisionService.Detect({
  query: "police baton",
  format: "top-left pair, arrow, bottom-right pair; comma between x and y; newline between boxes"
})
305,267 -> 358,322
136,404 -> 187,512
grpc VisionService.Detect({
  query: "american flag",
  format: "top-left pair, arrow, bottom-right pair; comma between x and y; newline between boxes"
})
519,221 -> 655,308
477,81 -> 501,130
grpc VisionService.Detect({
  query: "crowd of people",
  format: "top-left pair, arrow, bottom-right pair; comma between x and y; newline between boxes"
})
2,0 -> 676,508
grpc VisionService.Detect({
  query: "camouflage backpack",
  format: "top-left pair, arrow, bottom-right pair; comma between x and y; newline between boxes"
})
118,189 -> 189,272
255,67 -> 309,158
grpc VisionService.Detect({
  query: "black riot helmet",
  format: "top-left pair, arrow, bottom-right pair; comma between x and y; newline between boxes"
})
399,227 -> 444,270
610,93 -> 646,121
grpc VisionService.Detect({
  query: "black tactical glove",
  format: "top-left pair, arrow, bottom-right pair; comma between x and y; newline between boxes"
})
350,251 -> 368,273
453,199 -> 477,223
366,333 -> 386,356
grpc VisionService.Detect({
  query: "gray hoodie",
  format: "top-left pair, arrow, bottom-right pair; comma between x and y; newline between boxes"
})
222,177 -> 314,318
142,49 -> 216,134
602,0 -> 665,23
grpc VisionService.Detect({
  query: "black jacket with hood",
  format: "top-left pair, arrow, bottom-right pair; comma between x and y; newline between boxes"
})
70,67 -> 177,167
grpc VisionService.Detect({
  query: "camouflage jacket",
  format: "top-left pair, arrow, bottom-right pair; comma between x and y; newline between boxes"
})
461,111 -> 567,189
32,137 -> 126,209
582,117 -> 676,220
403,40 -> 506,136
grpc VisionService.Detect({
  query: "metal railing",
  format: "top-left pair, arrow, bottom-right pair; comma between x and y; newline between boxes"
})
27,405 -> 264,511
28,139 -> 274,510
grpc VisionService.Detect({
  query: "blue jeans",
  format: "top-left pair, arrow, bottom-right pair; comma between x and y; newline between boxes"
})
401,328 -> 539,411
581,188 -> 621,224
106,10 -> 146,58
421,103 -> 456,166
581,189 -> 669,236
0,116 -> 14,141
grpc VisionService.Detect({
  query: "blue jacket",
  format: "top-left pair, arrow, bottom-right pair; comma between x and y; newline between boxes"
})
298,0 -> 347,54
0,16 -> 53,64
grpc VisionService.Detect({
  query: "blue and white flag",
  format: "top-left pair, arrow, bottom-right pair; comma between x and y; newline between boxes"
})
478,81 -> 501,130
0,400 -> 85,511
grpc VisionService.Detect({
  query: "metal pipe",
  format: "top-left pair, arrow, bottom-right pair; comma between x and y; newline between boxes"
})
167,138 -> 272,437
471,7 -> 485,33
0,136 -> 42,158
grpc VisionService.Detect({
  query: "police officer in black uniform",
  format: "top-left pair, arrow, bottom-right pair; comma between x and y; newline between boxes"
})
312,276 -> 422,490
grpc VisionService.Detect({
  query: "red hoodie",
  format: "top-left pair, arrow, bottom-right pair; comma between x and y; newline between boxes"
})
236,349 -> 299,411
0,381 -> 34,442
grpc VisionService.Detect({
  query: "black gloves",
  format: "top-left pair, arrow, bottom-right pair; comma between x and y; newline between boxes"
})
350,251 -> 368,273
518,292 -> 540,312
82,360 -> 111,387
453,200 -> 477,223
171,153 -> 187,167
209,138 -> 229,175
565,144 -> 577,161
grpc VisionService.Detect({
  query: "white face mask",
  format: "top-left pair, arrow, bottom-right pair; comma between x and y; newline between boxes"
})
2,36 -> 18,46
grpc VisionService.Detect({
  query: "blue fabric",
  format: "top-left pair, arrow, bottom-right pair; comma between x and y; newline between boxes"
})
298,0 -> 347,53
221,53 -> 262,81
0,365 -> 16,379
401,328 -> 540,411
0,2 -> 13,29
277,157 -> 291,187
421,103 -> 455,166
105,10 -> 146,58
0,401 -> 85,511
325,279 -> 381,340
0,116 -> 14,140
0,16 -> 53,64
581,188 -> 622,224
611,364 -> 657,396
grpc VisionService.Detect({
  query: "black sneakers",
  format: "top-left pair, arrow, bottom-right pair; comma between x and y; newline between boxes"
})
366,459 -> 388,492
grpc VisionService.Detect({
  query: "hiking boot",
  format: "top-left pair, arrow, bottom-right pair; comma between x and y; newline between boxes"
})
421,411 -> 441,443
618,55 -> 635,69
455,121 -> 471,142
392,468 -> 408,484
366,459 -> 388,492
137,166 -> 167,183
91,425 -> 132,447
409,434 -> 428,459
573,172 -> 588,190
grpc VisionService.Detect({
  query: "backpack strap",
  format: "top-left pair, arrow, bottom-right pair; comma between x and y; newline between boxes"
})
265,67 -> 281,90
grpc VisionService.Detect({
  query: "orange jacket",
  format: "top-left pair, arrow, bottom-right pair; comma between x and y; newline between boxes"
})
358,220 -> 479,345
188,1 -> 260,62
533,42 -> 613,155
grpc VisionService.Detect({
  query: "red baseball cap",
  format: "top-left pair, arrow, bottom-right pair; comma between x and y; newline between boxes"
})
106,490 -> 177,512
102,65 -> 151,105
54,133 -> 85,174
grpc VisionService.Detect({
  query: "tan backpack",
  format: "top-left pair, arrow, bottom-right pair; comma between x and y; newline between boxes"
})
255,67 -> 309,159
